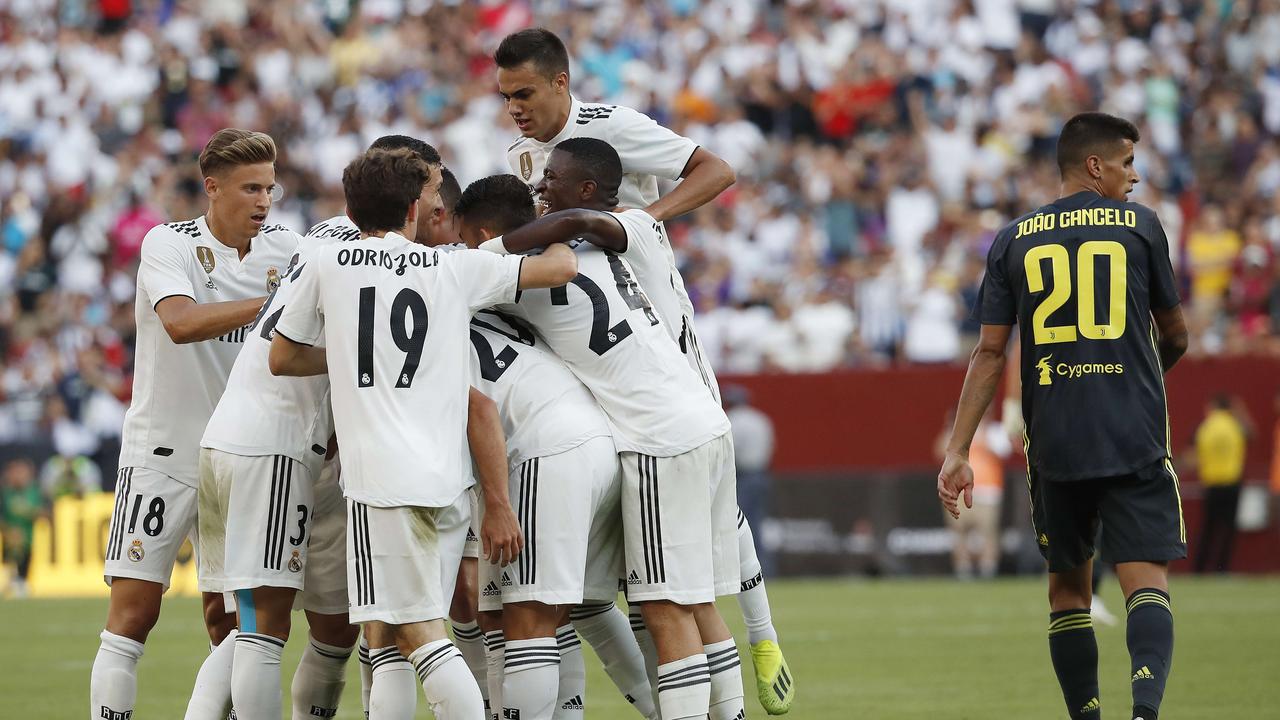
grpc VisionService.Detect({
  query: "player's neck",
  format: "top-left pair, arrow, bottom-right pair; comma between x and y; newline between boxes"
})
537,95 -> 574,143
1059,178 -> 1103,199
204,211 -> 253,260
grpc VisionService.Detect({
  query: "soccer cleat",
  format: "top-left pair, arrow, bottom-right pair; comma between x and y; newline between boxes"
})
1091,596 -> 1118,627
750,639 -> 795,715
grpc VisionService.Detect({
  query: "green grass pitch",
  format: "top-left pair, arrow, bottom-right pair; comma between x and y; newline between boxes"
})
3,577 -> 1277,718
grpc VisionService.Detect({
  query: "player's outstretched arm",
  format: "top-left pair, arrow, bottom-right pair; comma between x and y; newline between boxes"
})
267,332 -> 327,377
642,147 -> 735,223
514,241 -> 578,289
154,295 -> 265,344
938,323 -> 1013,518
1152,306 -> 1189,371
496,209 -> 628,254
468,387 -> 523,566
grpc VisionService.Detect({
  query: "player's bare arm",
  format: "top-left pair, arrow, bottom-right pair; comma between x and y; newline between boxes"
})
496,208 -> 628,254
514,241 -> 578,289
153,295 -> 265,344
1152,305 -> 1189,371
641,146 -> 735,223
468,387 -> 523,567
267,331 -> 327,377
938,323 -> 1013,518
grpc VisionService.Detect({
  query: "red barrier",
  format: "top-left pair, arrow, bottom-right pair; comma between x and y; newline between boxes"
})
723,356 -> 1280,478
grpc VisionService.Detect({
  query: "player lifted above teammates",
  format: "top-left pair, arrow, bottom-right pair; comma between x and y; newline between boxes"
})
497,28 -> 794,715
270,148 -> 576,720
939,112 -> 1189,720
92,129 -> 300,720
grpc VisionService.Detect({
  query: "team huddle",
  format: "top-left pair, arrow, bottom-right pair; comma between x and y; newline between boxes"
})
89,29 -> 794,720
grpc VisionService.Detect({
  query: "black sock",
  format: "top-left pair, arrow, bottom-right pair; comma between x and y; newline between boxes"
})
1126,588 -> 1174,720
1048,609 -> 1102,718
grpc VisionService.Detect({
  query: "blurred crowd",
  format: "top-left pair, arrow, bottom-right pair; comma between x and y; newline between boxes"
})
1,0 -> 1280,501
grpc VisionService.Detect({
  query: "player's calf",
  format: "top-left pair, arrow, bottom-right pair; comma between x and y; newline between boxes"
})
291,611 -> 359,720
500,601 -> 563,720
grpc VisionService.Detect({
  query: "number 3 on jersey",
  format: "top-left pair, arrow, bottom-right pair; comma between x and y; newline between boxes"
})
356,286 -> 428,388
1024,241 -> 1126,345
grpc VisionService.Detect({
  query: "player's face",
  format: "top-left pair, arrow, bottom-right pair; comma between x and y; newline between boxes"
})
412,164 -> 445,245
498,63 -> 569,142
1096,139 -> 1140,201
205,162 -> 277,239
533,150 -> 584,214
457,218 -> 488,249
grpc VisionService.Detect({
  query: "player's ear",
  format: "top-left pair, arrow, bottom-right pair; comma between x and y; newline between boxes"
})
1087,155 -> 1102,179
203,175 -> 218,200
581,179 -> 597,202
405,198 -> 420,228
553,71 -> 568,94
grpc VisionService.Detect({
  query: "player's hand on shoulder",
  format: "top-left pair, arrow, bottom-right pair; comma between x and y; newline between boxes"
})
480,499 -> 524,567
517,242 -> 578,290
937,451 -> 974,519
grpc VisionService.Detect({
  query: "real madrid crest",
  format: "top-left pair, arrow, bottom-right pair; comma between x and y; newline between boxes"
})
196,246 -> 216,274
288,550 -> 302,573
128,539 -> 145,562
520,151 -> 533,181
266,266 -> 281,292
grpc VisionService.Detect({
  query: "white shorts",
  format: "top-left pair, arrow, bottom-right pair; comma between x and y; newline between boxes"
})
104,466 -> 199,591
346,491 -> 470,625
478,436 -> 623,612
621,433 -> 739,604
301,457 -> 347,614
462,487 -> 480,560
197,449 -> 316,595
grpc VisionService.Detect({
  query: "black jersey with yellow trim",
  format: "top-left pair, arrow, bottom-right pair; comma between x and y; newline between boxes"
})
974,191 -> 1181,482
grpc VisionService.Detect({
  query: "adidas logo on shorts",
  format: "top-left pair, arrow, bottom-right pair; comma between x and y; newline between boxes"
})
501,572 -> 513,588
483,582 -> 502,598
627,570 -> 641,585
561,695 -> 583,710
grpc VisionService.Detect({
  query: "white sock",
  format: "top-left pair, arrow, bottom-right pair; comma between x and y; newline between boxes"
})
184,629 -> 238,720
452,621 -> 488,701
358,637 -> 373,719
571,603 -> 655,718
628,605 -> 661,713
368,646 -> 417,720
736,515 -> 778,645
501,637 -> 560,720
91,629 -> 144,720
656,654 -> 711,720
409,638 -> 485,720
553,625 -> 585,719
291,636 -> 354,720
230,632 -> 284,720
483,630 -> 505,720
705,639 -> 746,720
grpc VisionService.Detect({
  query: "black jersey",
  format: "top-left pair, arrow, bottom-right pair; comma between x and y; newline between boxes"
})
976,191 -> 1181,481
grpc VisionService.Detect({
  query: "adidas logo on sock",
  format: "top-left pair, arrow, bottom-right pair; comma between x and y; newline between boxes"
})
624,694 -> 636,704
732,711 -> 745,720
561,695 -> 584,709
1080,697 -> 1101,713
501,572 -> 513,587
99,707 -> 133,720
1132,666 -> 1154,681
483,582 -> 502,597
627,570 -> 641,585
466,528 -> 478,541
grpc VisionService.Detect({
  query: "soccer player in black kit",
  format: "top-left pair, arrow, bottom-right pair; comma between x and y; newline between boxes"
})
938,112 -> 1190,720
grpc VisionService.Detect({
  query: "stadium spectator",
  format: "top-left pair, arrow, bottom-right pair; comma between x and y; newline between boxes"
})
726,385 -> 775,575
1,458 -> 43,597
935,408 -> 1008,580
1192,395 -> 1253,574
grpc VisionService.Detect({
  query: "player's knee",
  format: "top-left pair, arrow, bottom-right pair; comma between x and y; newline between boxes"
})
203,596 -> 237,643
476,609 -> 503,633
450,572 -> 478,623
306,611 -> 360,648
108,600 -> 161,642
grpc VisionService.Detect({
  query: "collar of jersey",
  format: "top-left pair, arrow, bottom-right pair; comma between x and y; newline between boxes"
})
1052,190 -> 1107,210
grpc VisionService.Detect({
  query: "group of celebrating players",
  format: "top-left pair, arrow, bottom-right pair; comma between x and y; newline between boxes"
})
89,28 -> 794,720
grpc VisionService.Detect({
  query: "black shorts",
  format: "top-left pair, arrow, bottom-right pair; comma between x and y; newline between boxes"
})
1029,458 -> 1187,572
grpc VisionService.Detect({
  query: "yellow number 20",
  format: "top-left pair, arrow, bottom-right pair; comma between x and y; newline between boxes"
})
1023,241 -> 1127,345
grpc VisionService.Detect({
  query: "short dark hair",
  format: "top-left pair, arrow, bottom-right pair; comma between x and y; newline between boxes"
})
439,167 -> 462,214
1056,112 -> 1140,174
368,134 -> 442,167
454,174 -> 537,236
553,137 -> 622,204
343,148 -> 432,234
495,28 -> 570,79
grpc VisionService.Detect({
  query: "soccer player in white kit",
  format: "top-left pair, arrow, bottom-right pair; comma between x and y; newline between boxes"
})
496,28 -> 794,715
269,148 -> 578,720
91,129 -> 300,720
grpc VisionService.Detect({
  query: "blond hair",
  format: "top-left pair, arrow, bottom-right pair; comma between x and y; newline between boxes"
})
198,128 -> 277,178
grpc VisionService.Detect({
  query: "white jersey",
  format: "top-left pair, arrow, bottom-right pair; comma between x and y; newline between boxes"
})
507,101 -> 720,400
468,309 -> 612,469
495,246 -> 728,457
275,232 -> 523,508
119,216 -> 300,486
201,216 -> 361,474
610,209 -> 721,401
